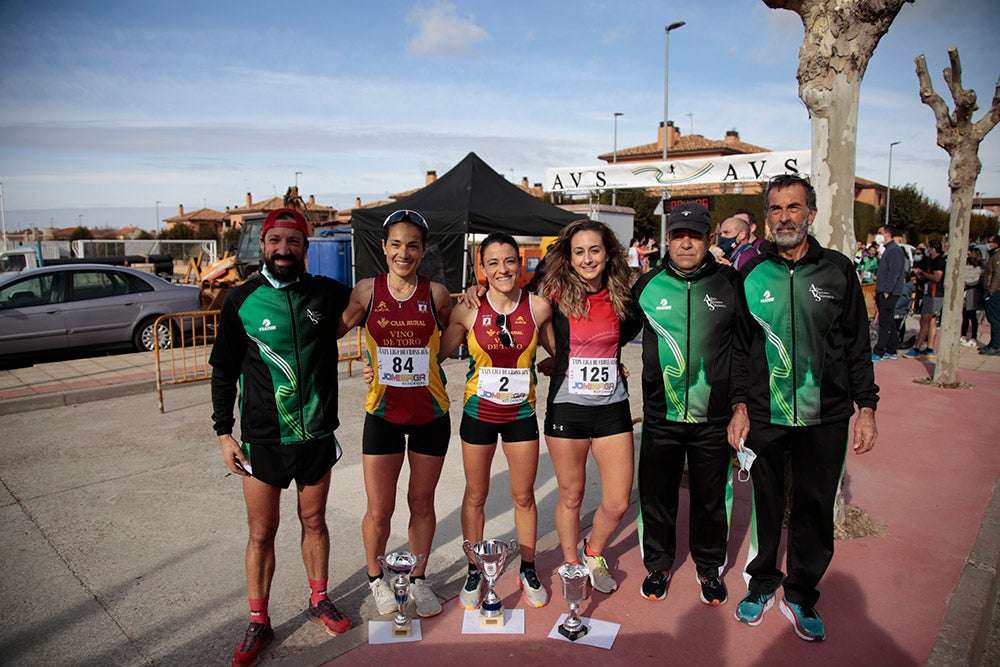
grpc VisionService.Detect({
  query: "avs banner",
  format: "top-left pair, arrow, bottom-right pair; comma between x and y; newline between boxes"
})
545,150 -> 810,192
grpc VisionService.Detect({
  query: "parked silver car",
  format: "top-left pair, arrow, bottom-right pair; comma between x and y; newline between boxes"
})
0,264 -> 201,356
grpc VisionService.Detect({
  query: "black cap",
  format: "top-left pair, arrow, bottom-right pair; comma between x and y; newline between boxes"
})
666,202 -> 712,235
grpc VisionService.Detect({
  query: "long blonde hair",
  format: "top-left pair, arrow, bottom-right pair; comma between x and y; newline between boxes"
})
540,219 -> 632,320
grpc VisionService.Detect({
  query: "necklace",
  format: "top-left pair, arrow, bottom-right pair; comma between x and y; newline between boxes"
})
388,278 -> 417,307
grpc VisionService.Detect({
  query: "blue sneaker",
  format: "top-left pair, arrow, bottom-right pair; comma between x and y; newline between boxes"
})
734,591 -> 774,626
779,597 -> 826,641
870,353 -> 883,362
922,348 -> 936,359
904,348 -> 924,358
884,352 -> 898,360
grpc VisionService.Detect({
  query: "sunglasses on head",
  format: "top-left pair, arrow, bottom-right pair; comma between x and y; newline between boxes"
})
383,209 -> 429,229
496,314 -> 514,348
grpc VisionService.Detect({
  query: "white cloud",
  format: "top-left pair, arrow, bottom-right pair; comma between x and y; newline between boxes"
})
405,2 -> 488,57
603,26 -> 630,45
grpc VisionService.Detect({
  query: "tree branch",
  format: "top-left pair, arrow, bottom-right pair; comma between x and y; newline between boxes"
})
915,54 -> 954,130
973,73 -> 1000,142
944,47 -> 979,124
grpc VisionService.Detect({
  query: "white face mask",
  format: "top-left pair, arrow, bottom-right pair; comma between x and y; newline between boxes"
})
875,234 -> 886,245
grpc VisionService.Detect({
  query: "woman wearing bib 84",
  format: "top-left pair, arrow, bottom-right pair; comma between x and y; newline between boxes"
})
539,219 -> 641,594
438,233 -> 555,610
339,209 -> 451,618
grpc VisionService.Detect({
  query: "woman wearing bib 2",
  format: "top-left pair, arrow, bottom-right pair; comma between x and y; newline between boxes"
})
439,233 -> 555,610
339,209 -> 452,618
539,219 -> 641,594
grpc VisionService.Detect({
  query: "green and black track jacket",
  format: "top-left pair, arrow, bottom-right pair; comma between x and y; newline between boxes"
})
633,254 -> 747,424
735,236 -> 879,427
210,272 -> 351,445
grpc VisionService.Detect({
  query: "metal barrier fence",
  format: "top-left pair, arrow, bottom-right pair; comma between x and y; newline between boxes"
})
154,310 -> 366,413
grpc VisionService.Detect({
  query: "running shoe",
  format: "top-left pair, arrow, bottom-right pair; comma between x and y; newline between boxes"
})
519,567 -> 548,607
779,597 -> 826,641
734,590 -> 774,626
923,348 -> 936,359
409,578 -> 442,617
458,570 -> 483,610
903,348 -> 925,358
870,353 -> 883,362
231,622 -> 273,667
697,572 -> 728,605
369,576 -> 397,616
640,570 -> 670,600
307,598 -> 352,636
884,352 -> 898,360
581,541 -> 618,593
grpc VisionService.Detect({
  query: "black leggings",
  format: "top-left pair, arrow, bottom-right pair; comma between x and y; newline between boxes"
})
962,309 -> 979,339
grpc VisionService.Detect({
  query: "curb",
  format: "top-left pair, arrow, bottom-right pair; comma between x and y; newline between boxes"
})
928,478 -> 1000,666
0,379 -> 157,416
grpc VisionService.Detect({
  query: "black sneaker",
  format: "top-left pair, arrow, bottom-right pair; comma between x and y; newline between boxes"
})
640,570 -> 670,600
697,573 -> 728,605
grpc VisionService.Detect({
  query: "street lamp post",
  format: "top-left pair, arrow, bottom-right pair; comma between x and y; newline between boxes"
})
885,141 -> 900,228
0,182 -> 7,251
295,171 -> 302,189
612,112 -> 623,207
155,200 -> 161,237
660,21 -> 686,253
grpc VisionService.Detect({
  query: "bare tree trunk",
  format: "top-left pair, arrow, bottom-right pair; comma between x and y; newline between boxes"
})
764,0 -> 911,255
916,49 -> 1000,386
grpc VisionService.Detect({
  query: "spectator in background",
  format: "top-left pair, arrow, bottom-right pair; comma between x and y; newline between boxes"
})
980,235 -> 1000,356
962,247 -> 984,348
628,237 -> 642,285
905,239 -> 945,359
733,208 -> 766,251
872,225 -> 905,361
717,214 -> 761,271
858,244 -> 879,284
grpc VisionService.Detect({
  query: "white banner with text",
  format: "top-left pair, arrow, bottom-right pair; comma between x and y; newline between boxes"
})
545,150 -> 810,192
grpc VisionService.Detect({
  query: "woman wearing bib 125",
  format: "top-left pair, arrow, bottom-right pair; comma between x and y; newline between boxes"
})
438,232 -> 555,611
339,209 -> 452,619
539,219 -> 641,594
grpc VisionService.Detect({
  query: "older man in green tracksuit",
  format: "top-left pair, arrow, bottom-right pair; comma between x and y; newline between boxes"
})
633,202 -> 748,607
729,175 -> 879,642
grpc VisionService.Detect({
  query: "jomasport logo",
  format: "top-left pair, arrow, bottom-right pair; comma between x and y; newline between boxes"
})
760,290 -> 775,304
656,298 -> 672,311
259,318 -> 277,332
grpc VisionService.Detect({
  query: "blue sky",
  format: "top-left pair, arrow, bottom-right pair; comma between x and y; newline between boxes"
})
0,0 -> 997,231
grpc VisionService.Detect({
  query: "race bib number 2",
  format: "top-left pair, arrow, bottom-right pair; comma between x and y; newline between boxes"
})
568,357 -> 617,396
377,347 -> 430,387
477,367 -> 530,405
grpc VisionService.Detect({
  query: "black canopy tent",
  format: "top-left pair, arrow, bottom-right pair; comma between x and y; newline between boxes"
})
351,152 -> 579,293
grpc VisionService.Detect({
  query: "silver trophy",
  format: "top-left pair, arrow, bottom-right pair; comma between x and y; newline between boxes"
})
376,550 -> 426,638
462,538 -> 519,627
557,563 -> 590,641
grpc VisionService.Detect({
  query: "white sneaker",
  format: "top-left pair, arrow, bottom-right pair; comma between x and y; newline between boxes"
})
458,570 -> 483,610
963,338 -> 979,348
581,541 -> 618,594
369,576 -> 397,615
519,568 -> 549,607
409,578 -> 442,617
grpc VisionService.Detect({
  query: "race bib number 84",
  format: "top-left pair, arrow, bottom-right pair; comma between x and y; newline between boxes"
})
568,357 -> 617,396
377,347 -> 430,387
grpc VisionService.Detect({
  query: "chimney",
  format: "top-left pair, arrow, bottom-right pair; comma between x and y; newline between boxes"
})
521,177 -> 529,189
178,204 -> 184,216
426,170 -> 437,186
246,193 -> 252,207
309,195 -> 316,205
533,183 -> 543,197
725,129 -> 740,144
355,197 -> 362,209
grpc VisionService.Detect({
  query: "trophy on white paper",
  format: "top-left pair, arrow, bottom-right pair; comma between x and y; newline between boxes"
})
376,551 -> 425,638
463,538 -> 519,627
557,562 -> 590,641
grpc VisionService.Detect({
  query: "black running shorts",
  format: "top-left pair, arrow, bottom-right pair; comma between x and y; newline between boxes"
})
362,413 -> 451,457
460,413 -> 539,445
544,400 -> 633,440
241,437 -> 341,489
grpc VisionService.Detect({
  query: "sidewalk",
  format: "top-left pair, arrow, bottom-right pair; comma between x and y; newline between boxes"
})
0,341 -> 998,665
